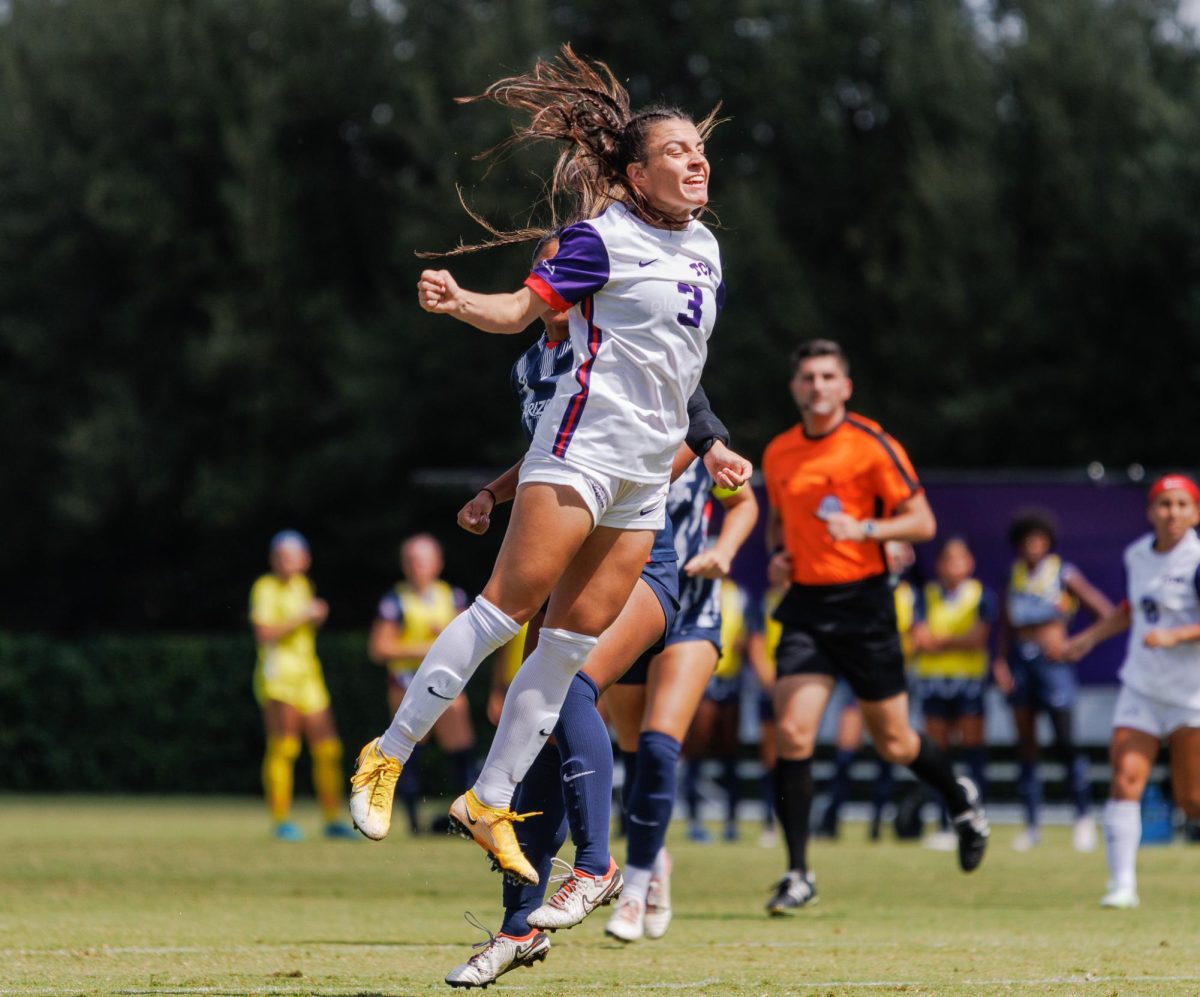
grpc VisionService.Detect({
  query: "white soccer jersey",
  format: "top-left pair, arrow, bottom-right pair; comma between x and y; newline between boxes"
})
524,202 -> 724,483
1120,529 -> 1200,709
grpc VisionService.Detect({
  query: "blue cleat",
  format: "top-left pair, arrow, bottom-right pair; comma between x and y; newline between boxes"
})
274,820 -> 305,842
687,822 -> 712,843
324,822 -> 357,840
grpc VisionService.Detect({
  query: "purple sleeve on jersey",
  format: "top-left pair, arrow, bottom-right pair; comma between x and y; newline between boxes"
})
1192,563 -> 1200,602
528,222 -> 610,306
715,278 -> 727,313
377,592 -> 402,624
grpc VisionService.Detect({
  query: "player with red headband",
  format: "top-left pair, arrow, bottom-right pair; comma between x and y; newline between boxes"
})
1063,473 -> 1200,909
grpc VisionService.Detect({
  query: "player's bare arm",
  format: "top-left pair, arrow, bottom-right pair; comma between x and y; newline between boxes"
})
253,602 -> 327,645
417,270 -> 549,334
1060,600 -> 1132,662
702,440 -> 752,491
684,483 -> 759,579
1064,567 -> 1115,621
367,619 -> 435,664
457,460 -> 524,535
1144,621 -> 1200,648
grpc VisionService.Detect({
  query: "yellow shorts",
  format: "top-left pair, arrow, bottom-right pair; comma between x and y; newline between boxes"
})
253,656 -> 331,716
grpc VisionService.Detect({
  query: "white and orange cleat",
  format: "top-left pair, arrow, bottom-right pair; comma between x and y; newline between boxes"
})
644,850 -> 672,939
528,857 -> 623,931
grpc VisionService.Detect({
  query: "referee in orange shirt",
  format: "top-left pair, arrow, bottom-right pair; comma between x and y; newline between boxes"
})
762,340 -> 989,915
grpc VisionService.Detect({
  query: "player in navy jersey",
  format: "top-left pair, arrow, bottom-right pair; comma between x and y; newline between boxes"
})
445,235 -> 749,987
604,459 -> 758,943
1063,474 -> 1200,909
350,50 -> 751,890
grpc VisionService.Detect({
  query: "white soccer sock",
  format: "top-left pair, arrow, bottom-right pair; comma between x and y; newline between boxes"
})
471,627 -> 597,809
653,847 -> 669,879
1103,798 -> 1141,891
378,596 -> 520,763
623,864 -> 653,905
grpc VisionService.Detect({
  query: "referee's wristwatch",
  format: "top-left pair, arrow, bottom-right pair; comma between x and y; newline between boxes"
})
861,519 -> 878,539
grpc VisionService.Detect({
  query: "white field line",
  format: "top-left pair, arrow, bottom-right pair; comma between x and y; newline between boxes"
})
4,974 -> 1200,994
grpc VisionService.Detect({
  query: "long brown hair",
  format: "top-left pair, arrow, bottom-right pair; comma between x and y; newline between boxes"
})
419,45 -> 722,257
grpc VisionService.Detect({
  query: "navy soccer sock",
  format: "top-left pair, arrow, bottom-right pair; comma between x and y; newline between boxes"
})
1050,708 -> 1092,817
626,731 -> 680,869
963,746 -> 987,801
500,742 -> 568,937
723,755 -> 740,827
398,743 -> 422,833
619,748 -> 639,835
450,747 -> 476,793
825,747 -> 855,826
1018,759 -> 1041,827
554,672 -> 613,876
871,761 -> 895,823
684,758 -> 703,822
760,763 -> 776,830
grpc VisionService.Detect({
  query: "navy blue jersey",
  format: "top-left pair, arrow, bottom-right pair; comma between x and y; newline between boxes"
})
512,331 -> 677,564
668,461 -> 718,630
511,333 -> 576,444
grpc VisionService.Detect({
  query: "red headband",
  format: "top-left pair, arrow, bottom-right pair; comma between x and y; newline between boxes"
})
1148,474 -> 1200,503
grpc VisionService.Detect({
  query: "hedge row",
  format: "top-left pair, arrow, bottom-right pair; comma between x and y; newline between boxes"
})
0,632 -> 483,793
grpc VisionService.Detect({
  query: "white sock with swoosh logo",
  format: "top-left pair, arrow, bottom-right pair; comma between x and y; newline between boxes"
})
472,627 -> 597,810
378,596 -> 519,762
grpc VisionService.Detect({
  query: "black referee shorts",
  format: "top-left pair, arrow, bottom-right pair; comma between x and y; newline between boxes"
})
773,574 -> 907,703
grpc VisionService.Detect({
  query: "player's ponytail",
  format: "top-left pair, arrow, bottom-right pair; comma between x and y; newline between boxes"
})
417,45 -> 722,257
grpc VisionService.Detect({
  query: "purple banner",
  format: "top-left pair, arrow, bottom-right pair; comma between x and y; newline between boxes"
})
724,476 -> 1149,685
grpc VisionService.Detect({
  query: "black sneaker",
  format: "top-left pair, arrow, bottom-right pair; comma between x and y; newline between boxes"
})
952,776 -> 989,873
766,870 -> 818,915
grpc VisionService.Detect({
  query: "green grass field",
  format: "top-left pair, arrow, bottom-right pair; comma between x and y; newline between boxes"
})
2,797 -> 1198,996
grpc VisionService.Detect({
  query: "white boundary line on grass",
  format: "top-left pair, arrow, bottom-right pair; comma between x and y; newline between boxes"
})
5,976 -> 1200,995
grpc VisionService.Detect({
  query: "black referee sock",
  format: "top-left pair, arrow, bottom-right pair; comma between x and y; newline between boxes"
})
908,734 -> 970,816
774,757 -> 814,873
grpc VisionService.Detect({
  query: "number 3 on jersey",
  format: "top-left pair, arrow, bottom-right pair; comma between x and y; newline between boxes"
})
677,282 -> 703,328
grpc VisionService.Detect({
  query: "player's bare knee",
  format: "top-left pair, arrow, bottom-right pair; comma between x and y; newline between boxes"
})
1110,774 -> 1143,802
776,718 -> 816,757
876,733 -> 915,765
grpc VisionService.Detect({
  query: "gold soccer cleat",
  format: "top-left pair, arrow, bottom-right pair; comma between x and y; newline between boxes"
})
447,789 -> 541,886
348,738 -> 401,840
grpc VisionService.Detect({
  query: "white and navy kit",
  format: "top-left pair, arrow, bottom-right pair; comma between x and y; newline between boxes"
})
524,202 -> 725,485
1004,555 -> 1081,712
510,331 -> 680,632
512,332 -> 575,444
1112,530 -> 1200,737
667,461 -> 722,647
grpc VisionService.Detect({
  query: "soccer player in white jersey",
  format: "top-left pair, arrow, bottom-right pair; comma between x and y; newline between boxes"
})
1063,473 -> 1200,909
348,47 -> 750,887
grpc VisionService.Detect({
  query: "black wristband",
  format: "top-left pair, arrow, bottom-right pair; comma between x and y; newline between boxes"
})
695,435 -> 720,457
479,486 -> 497,507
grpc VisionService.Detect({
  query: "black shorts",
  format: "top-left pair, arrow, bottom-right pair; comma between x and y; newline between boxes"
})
773,574 -> 906,702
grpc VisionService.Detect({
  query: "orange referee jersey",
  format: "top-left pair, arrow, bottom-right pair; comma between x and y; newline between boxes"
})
763,413 -> 922,586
